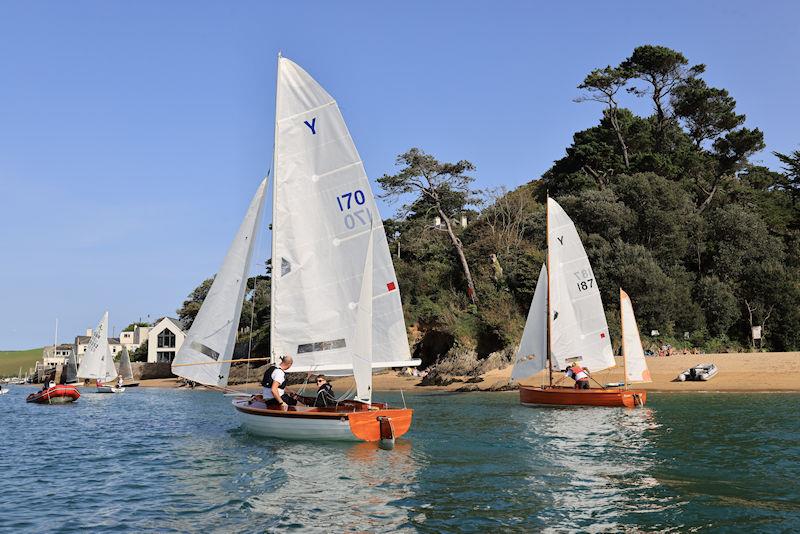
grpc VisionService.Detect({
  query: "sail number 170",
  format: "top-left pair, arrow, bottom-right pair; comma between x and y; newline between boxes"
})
335,189 -> 371,230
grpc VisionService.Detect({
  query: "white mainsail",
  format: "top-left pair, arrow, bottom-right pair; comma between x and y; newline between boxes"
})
547,198 -> 615,372
119,347 -> 134,381
621,289 -> 651,384
512,264 -> 548,380
352,226 -> 374,404
270,57 -> 417,373
77,311 -> 115,381
172,178 -> 268,386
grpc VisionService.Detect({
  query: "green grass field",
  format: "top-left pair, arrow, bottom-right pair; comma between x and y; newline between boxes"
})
0,348 -> 43,377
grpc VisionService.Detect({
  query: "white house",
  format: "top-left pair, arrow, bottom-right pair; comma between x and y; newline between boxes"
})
42,344 -> 75,367
147,317 -> 186,363
120,324 -> 151,353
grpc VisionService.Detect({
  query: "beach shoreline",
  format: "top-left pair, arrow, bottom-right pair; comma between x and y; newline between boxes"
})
133,351 -> 800,393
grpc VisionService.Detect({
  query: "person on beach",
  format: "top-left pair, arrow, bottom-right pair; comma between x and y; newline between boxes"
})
312,375 -> 336,407
565,362 -> 591,389
261,355 -> 297,409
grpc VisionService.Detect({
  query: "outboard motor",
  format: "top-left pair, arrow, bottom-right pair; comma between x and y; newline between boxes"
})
377,416 -> 395,450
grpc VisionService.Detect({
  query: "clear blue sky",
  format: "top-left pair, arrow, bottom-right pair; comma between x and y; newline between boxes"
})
1,1 -> 797,349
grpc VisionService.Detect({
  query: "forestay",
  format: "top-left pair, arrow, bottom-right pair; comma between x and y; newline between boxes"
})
512,264 -> 548,380
77,311 -> 115,381
547,198 -> 615,372
352,227 -> 374,403
621,289 -> 651,383
172,178 -> 268,387
270,57 -> 415,373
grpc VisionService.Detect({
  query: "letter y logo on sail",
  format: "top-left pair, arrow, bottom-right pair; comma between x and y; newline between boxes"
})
304,117 -> 317,135
557,235 -> 564,245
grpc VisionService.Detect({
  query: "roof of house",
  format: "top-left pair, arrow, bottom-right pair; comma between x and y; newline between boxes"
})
75,336 -> 121,344
152,316 -> 185,332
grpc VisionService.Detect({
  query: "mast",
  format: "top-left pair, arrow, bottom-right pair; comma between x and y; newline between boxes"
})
546,196 -> 553,387
269,52 -> 281,366
621,288 -> 628,390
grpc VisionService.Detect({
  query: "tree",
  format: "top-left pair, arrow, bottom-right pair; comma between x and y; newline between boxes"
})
176,277 -> 214,330
621,45 -> 705,142
122,321 -> 150,332
379,148 -> 482,303
672,77 -> 745,147
576,66 -> 632,169
695,276 -> 738,337
774,148 -> 800,205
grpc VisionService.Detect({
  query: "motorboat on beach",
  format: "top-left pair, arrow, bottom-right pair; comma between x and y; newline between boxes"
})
677,363 -> 718,381
172,56 -> 420,445
512,199 -> 649,408
26,384 -> 80,404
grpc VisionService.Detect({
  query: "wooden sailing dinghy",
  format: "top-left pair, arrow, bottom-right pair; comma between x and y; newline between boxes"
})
77,312 -> 124,393
513,198 -> 649,408
173,56 -> 418,443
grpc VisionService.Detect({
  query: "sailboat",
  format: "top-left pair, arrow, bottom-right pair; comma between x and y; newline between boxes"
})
118,347 -> 138,387
172,56 -> 419,443
77,312 -> 124,393
63,350 -> 78,384
512,198 -> 649,407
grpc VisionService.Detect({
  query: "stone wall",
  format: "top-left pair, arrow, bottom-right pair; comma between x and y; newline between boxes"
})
131,362 -> 175,380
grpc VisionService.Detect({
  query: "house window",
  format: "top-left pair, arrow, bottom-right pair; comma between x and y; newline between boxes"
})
157,351 -> 174,363
158,328 -> 176,348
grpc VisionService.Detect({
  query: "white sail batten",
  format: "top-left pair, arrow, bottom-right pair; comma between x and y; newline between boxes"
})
77,311 -> 113,380
512,264 -> 548,380
352,227 -> 374,404
172,178 -> 268,387
547,198 -> 615,372
271,58 -> 415,373
621,289 -> 651,384
119,347 -> 134,381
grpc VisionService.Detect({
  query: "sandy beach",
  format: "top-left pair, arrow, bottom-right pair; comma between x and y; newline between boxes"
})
137,351 -> 800,393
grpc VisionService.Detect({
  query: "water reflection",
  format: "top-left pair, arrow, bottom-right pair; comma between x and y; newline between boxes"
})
519,405 -> 677,531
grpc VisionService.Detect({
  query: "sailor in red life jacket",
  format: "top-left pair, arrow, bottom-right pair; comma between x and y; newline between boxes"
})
565,362 -> 591,389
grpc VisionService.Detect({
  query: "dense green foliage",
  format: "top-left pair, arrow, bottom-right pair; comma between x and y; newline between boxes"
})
178,45 -> 799,364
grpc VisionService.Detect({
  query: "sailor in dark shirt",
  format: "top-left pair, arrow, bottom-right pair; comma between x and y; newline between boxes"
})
313,375 -> 336,407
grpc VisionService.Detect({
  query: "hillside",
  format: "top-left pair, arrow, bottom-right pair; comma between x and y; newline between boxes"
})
0,348 -> 43,377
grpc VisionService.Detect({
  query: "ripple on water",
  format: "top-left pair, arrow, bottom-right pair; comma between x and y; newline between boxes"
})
1,388 -> 798,532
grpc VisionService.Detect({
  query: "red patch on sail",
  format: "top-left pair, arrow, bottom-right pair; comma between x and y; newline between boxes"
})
600,332 -> 606,338
387,281 -> 396,291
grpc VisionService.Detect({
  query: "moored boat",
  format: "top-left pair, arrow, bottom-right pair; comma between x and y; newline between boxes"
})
26,384 -> 80,404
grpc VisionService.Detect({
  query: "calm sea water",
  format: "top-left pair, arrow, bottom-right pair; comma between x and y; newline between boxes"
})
0,387 -> 797,533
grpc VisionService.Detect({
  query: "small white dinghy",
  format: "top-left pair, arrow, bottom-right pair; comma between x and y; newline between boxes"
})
0,386 -> 8,395
77,312 -> 124,393
677,363 -> 718,382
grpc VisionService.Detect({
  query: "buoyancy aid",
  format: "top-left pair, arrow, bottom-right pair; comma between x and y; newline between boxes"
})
570,365 -> 589,381
260,366 -> 286,389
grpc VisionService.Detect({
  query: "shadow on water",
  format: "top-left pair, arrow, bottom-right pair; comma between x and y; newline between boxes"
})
1,387 -> 798,532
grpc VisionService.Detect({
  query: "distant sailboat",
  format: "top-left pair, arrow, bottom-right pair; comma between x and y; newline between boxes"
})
118,347 -> 138,387
77,312 -> 124,393
173,56 -> 418,442
63,351 -> 78,384
513,198 -> 648,407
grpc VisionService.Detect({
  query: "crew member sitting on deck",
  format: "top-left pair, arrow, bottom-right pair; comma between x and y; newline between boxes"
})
565,362 -> 590,389
261,355 -> 297,409
313,375 -> 336,407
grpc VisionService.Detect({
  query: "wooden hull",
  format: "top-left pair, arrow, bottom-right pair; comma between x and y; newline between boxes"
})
232,398 -> 413,442
26,385 -> 80,404
519,385 -> 646,408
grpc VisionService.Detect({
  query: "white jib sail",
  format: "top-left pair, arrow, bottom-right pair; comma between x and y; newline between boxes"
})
621,289 -> 651,383
77,311 -> 112,380
119,347 -> 134,381
352,226 -> 374,404
547,198 -> 615,372
270,57 -> 416,373
512,264 -> 548,381
172,178 -> 268,387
